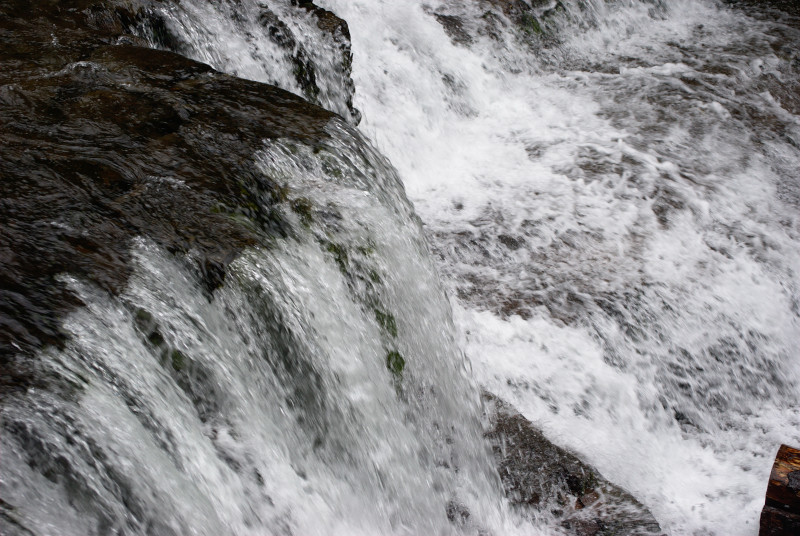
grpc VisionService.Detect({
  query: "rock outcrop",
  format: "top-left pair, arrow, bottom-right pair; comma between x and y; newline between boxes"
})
0,0 -> 334,394
759,445 -> 800,536
430,0 -> 567,47
484,393 -> 663,535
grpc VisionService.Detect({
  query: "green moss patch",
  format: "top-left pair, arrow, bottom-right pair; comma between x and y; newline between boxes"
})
325,242 -> 349,273
386,350 -> 405,377
374,310 -> 398,338
290,197 -> 314,226
170,349 -> 187,372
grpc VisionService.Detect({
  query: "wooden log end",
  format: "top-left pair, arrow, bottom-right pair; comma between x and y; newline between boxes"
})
759,444 -> 800,536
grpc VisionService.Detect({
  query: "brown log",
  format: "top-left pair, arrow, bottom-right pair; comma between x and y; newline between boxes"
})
760,445 -> 800,536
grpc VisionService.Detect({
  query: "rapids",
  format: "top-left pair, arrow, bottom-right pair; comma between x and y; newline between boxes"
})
2,0 -> 799,535
150,0 -> 800,533
322,1 -> 800,533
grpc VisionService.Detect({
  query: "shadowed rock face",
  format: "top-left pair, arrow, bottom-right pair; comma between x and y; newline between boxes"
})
0,0 -> 334,393
483,393 -> 663,536
430,0 -> 567,47
726,0 -> 800,18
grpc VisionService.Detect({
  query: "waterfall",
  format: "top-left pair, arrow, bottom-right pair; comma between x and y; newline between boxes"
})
142,0 -> 800,532
321,1 -> 800,533
135,0 -> 361,123
3,0 -> 799,534
0,117 -> 516,534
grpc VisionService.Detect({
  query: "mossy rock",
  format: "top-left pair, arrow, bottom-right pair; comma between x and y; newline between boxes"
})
170,349 -> 187,372
519,13 -> 543,35
368,270 -> 382,284
357,244 -> 376,256
0,0 -> 336,396
325,242 -> 349,273
290,197 -> 314,226
374,310 -> 398,338
386,351 -> 405,377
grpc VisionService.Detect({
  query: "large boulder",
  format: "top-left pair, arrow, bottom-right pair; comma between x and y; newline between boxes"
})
0,0 -> 334,394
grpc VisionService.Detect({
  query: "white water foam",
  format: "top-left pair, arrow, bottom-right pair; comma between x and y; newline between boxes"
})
39,0 -> 798,533
318,0 -> 800,534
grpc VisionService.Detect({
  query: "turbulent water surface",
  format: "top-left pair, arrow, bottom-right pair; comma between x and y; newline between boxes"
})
162,0 -> 800,532
3,0 -> 800,535
320,1 -> 800,533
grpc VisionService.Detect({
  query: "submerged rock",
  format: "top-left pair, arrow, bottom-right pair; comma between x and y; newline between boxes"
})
430,0 -> 566,47
0,0 -> 334,393
483,393 -> 663,535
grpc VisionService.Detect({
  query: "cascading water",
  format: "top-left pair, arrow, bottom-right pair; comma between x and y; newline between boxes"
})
0,115 -> 523,535
4,0 -> 799,534
326,1 -> 800,534
137,0 -> 361,123
142,0 -> 800,534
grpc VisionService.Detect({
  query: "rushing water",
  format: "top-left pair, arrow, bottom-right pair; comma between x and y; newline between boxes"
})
145,0 -> 800,533
320,1 -> 800,534
144,0 -> 360,123
1,120 -> 517,534
4,0 -> 799,534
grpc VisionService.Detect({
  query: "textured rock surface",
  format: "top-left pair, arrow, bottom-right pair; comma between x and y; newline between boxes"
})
759,445 -> 800,536
0,0 -> 334,392
483,393 -> 663,535
430,0 -> 566,47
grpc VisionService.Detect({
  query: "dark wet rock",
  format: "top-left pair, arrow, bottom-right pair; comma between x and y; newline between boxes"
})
430,0 -> 566,47
446,499 -> 472,525
760,445 -> 800,536
483,392 -> 663,535
497,234 -> 525,250
484,0 -> 558,28
289,0 -> 361,124
293,0 -> 349,38
0,0 -> 335,394
725,0 -> 800,19
435,13 -> 474,46
119,0 -> 185,52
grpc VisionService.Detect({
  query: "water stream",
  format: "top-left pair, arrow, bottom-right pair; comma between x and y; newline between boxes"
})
1,121 -> 512,534
154,0 -> 800,532
3,0 -> 799,534
319,1 -> 800,533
